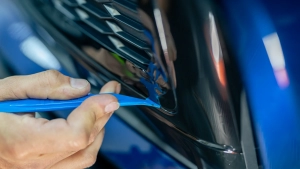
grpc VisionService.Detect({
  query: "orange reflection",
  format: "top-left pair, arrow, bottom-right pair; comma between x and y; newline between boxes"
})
205,12 -> 227,87
215,59 -> 226,87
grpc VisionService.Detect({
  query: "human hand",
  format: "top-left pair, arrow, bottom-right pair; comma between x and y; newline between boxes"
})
0,70 -> 120,169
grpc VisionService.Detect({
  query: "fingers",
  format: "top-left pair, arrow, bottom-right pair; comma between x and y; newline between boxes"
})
36,94 -> 118,154
47,81 -> 121,166
87,80 -> 121,144
0,81 -> 120,169
16,113 -> 36,118
0,70 -> 90,101
0,94 -> 118,161
49,129 -> 105,169
0,113 -> 50,160
27,81 -> 120,155
99,81 -> 121,94
88,113 -> 111,145
43,81 -> 121,166
0,93 -> 119,160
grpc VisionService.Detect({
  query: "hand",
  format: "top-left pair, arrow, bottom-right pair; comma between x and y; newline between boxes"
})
0,70 -> 121,169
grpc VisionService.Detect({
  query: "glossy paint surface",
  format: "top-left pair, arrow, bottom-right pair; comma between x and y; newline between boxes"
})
0,0 -> 187,168
0,0 -> 68,75
12,0 -> 300,168
136,0 -> 246,168
18,0 -> 247,168
101,114 -> 186,169
219,0 -> 300,168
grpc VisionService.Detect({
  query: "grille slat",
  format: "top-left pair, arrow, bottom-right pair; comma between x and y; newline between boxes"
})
78,8 -> 113,34
106,20 -> 149,49
80,2 -> 111,19
103,3 -> 149,42
54,0 -> 80,20
74,22 -> 149,69
115,31 -> 149,49
62,0 -> 78,6
113,0 -> 137,12
57,3 -> 149,50
112,0 -> 140,22
103,4 -> 143,31
94,0 -> 111,3
52,0 -> 151,69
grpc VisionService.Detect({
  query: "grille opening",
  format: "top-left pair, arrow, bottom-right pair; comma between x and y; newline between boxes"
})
38,0 -> 177,111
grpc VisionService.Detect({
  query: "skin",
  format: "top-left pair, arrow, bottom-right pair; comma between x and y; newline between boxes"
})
0,70 -> 121,169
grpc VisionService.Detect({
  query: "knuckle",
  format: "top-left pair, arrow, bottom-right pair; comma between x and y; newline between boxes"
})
98,94 -> 118,105
81,152 -> 97,168
84,96 -> 102,109
43,70 -> 62,83
106,94 -> 118,102
89,126 -> 101,143
6,145 -> 27,160
70,131 -> 90,150
40,70 -> 67,98
38,70 -> 57,90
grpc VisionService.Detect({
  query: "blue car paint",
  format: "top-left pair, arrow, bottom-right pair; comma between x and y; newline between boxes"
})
0,0 -> 187,168
220,0 -> 300,168
0,0 -> 68,75
101,114 -> 186,169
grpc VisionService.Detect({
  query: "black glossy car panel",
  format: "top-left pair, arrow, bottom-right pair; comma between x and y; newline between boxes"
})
17,0 -> 252,168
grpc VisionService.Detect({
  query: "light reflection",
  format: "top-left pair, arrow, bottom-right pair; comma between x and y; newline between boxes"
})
208,12 -> 226,86
20,36 -> 61,70
263,33 -> 289,88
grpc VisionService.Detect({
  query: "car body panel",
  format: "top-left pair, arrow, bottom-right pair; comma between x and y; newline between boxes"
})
219,0 -> 300,168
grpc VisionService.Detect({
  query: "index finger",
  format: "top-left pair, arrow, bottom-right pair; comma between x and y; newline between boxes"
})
0,70 -> 90,101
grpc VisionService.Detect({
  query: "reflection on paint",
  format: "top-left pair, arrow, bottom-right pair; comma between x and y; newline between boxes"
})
101,115 -> 187,169
208,12 -> 226,86
263,33 -> 289,88
20,36 -> 61,70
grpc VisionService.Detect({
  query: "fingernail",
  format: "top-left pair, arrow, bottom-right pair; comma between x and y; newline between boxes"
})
116,83 -> 121,93
70,78 -> 88,89
104,102 -> 119,114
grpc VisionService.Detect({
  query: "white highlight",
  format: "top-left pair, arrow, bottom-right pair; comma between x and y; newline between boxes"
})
76,0 -> 86,5
106,21 -> 122,33
20,36 -> 61,70
108,36 -> 124,48
263,32 -> 289,88
154,9 -> 167,52
209,12 -> 222,62
263,33 -> 286,70
75,8 -> 89,20
104,5 -> 120,16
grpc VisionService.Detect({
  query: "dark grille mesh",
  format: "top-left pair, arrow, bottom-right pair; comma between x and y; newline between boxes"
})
52,0 -> 151,70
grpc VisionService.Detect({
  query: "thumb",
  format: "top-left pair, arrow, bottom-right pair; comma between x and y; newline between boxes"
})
0,70 -> 90,101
